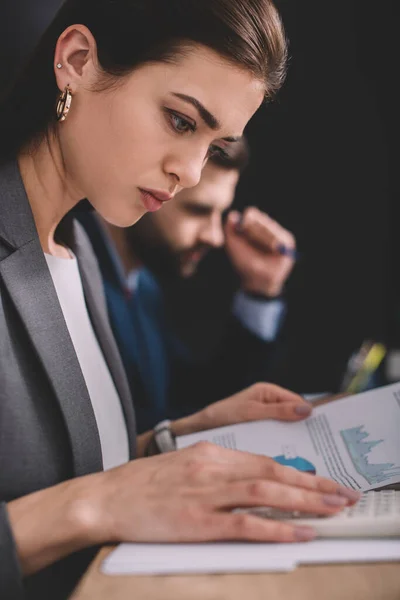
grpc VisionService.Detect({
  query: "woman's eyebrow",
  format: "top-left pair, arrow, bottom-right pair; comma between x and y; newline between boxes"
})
170,93 -> 241,143
171,92 -> 219,130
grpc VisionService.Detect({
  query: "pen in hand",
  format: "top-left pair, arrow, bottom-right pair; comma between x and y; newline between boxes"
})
276,244 -> 300,260
234,212 -> 300,261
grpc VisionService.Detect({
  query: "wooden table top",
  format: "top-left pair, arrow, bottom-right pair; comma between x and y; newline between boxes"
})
70,546 -> 400,600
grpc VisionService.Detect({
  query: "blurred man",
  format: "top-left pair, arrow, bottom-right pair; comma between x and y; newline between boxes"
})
80,139 -> 297,432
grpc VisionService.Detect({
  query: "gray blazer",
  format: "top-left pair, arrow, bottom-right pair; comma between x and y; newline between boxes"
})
0,161 -> 137,599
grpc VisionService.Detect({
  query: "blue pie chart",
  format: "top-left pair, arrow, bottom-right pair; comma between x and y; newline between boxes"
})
273,455 -> 317,475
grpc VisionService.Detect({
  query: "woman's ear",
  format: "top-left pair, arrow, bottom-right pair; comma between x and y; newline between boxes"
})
54,25 -> 99,92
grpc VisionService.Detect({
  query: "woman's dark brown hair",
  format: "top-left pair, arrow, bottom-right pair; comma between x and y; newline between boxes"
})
0,0 -> 287,163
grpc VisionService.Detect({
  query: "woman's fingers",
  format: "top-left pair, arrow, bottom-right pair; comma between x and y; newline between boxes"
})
252,382 -> 308,406
182,444 -> 361,504
198,511 -> 316,543
197,384 -> 311,430
261,458 -> 360,503
211,479 -> 350,515
241,401 -> 312,422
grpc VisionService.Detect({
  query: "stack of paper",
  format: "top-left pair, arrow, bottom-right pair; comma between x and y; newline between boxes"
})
102,539 -> 400,576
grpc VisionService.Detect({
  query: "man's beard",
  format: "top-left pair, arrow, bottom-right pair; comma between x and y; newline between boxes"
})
125,220 -> 208,281
176,246 -> 210,278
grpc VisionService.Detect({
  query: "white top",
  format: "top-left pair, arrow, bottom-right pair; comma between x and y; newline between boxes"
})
45,251 -> 129,470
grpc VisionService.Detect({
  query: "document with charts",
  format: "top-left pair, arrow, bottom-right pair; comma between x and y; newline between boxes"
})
177,383 -> 400,491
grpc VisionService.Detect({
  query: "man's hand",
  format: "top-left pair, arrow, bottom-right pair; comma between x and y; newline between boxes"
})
170,383 -> 312,437
225,207 -> 296,297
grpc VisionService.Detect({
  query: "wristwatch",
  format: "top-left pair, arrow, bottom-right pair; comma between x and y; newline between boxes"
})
154,419 -> 176,453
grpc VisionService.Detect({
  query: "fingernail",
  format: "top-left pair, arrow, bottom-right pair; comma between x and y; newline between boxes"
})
323,494 -> 348,507
294,404 -> 312,416
337,488 -> 362,503
294,526 -> 317,541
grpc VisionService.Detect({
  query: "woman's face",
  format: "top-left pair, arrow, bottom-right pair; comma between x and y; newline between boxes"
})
58,43 -> 264,227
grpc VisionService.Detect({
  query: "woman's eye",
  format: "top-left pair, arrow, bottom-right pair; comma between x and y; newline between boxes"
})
166,110 -> 196,134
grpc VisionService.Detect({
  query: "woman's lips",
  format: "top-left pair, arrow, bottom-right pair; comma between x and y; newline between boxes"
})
139,188 -> 173,212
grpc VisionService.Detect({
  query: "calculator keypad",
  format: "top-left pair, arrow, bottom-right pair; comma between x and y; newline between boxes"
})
243,491 -> 400,536
345,491 -> 400,518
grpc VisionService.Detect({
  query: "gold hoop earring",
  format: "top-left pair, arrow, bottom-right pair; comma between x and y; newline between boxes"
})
56,85 -> 73,122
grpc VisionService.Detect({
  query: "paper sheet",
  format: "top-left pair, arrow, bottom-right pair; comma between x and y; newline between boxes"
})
102,539 -> 400,576
177,383 -> 400,491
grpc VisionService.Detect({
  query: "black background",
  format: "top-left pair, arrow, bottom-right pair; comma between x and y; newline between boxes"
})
235,0 -> 398,392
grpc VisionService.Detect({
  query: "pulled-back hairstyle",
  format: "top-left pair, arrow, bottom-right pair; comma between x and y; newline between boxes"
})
0,0 -> 287,164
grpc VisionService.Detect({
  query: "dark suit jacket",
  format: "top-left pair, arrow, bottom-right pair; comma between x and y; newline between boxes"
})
163,249 -> 286,412
0,161 -> 137,600
78,212 -> 282,431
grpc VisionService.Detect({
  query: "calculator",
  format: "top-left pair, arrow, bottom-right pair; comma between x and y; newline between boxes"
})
247,490 -> 400,538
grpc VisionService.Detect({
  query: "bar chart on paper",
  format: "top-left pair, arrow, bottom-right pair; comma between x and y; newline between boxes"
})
341,426 -> 400,486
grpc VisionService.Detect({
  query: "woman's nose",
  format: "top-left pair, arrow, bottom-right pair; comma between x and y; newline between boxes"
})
164,147 -> 206,190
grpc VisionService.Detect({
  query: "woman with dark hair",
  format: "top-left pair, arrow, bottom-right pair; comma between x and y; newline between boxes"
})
0,1 -> 359,598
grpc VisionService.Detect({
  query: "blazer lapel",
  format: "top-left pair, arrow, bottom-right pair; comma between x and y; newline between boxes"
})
77,212 -> 151,435
66,219 -> 137,458
0,162 -> 103,476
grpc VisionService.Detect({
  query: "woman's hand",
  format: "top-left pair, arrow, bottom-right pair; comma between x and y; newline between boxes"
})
91,443 -> 360,545
8,442 -> 360,577
171,383 -> 312,437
